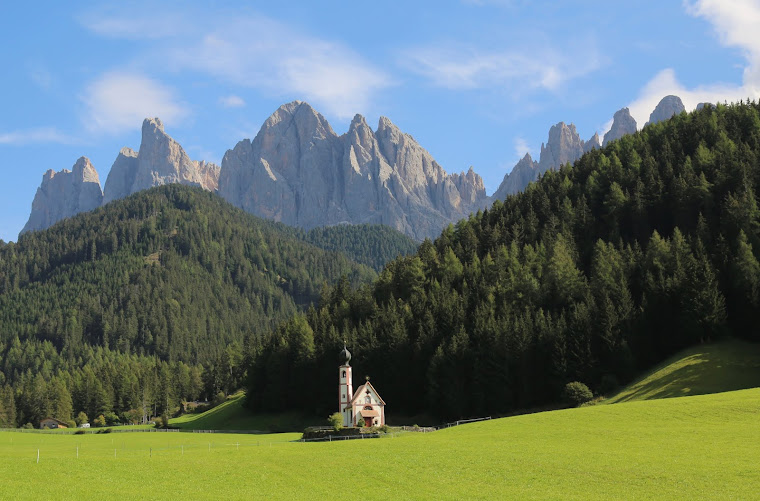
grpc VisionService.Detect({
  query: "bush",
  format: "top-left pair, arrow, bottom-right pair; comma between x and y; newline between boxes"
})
92,414 -> 106,427
75,411 -> 88,427
327,412 -> 343,431
357,417 -> 365,428
104,412 -> 120,426
122,409 -> 141,425
23,422 -> 33,429
74,429 -> 86,435
379,425 -> 390,433
564,381 -> 594,407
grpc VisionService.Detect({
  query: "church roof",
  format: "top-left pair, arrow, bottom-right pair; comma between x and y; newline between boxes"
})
349,381 -> 386,406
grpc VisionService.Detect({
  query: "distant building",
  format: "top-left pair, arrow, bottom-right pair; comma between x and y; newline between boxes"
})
40,418 -> 68,429
338,346 -> 386,427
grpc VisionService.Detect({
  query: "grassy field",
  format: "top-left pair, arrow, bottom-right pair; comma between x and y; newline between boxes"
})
170,392 -> 318,432
2,387 -> 759,499
606,338 -> 760,404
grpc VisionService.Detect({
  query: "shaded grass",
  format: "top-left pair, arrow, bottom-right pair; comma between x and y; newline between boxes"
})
170,392 -> 319,432
606,338 -> 760,404
2,388 -> 760,499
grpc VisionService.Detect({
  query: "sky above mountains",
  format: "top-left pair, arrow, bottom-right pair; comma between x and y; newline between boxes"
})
2,0 -> 759,242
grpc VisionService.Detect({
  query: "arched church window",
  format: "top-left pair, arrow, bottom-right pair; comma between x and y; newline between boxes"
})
342,370 -> 346,378
365,395 -> 371,404
363,405 -> 373,410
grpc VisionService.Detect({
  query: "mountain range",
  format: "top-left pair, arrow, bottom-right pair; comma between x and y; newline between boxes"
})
21,95 -> 688,240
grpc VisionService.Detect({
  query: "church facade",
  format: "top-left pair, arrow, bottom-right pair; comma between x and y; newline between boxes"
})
338,346 -> 386,427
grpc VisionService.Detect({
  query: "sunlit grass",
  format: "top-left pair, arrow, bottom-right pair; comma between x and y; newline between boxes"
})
606,338 -> 760,403
3,388 -> 760,499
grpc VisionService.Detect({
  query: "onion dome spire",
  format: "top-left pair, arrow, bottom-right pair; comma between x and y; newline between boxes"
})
339,344 -> 351,366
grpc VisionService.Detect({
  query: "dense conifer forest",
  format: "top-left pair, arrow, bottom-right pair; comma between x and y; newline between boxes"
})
4,102 -> 760,427
246,102 -> 760,420
0,186 -> 416,426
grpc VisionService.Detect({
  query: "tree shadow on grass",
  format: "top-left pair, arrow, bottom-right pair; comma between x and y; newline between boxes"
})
610,340 -> 760,404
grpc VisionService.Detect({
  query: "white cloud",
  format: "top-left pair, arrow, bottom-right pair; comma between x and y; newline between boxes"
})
625,1 -> 760,128
685,0 -> 760,90
78,8 -> 189,40
219,95 -> 246,108
513,136 -> 533,162
81,72 -> 189,135
80,11 -> 391,120
403,42 -> 602,94
0,127 -> 76,145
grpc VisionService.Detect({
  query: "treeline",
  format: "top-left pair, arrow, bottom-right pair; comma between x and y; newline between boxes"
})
0,334 -> 251,428
246,101 -> 760,420
0,185 -> 390,426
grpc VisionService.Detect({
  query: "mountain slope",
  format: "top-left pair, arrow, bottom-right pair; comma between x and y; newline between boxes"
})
3,184 -> 375,365
246,101 -> 760,420
304,224 -> 418,271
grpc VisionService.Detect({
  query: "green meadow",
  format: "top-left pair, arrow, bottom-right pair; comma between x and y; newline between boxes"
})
606,338 -> 760,403
170,392 -> 316,432
2,386 -> 759,500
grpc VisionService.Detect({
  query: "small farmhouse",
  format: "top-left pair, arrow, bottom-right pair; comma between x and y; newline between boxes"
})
40,417 -> 68,429
338,346 -> 386,427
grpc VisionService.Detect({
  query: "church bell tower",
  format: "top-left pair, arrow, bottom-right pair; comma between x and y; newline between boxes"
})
338,345 -> 353,427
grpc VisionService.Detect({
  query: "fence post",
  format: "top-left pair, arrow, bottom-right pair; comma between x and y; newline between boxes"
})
37,449 -> 39,464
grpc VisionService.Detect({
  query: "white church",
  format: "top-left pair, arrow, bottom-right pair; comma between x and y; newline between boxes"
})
338,345 -> 386,427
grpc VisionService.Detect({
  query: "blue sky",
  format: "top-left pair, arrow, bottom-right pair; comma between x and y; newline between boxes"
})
2,0 -> 759,242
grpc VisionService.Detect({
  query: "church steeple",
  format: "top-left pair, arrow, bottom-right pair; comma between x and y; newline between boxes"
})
339,344 -> 351,366
338,345 -> 353,427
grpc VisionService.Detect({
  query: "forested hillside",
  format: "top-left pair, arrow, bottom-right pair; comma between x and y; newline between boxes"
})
0,185 -> 379,427
247,101 -> 760,420
305,224 -> 418,272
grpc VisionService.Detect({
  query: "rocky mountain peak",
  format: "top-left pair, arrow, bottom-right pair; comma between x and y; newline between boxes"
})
492,152 -> 540,201
584,133 -> 601,153
21,157 -> 104,236
603,107 -> 638,147
103,118 -> 220,205
646,95 -> 685,127
539,121 -> 584,173
143,117 -> 164,134
218,102 -> 488,240
350,113 -> 369,130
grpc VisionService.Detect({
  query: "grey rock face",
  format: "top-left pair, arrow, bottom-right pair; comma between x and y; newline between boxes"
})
493,121 -> 591,201
583,133 -> 601,153
696,102 -> 712,111
21,157 -> 104,236
538,122 -> 584,174
492,153 -> 539,200
603,108 -> 638,147
103,118 -> 220,204
646,95 -> 685,127
218,101 -> 487,240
